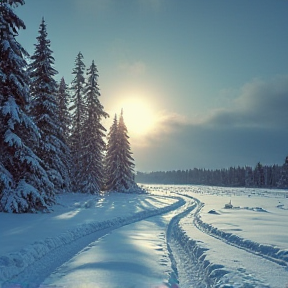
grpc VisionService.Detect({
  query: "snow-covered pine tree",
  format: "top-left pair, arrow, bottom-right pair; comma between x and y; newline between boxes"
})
58,77 -> 71,143
56,77 -> 73,191
69,52 -> 86,191
0,1 -> 54,213
253,162 -> 265,187
105,114 -> 120,191
29,18 -> 70,194
79,60 -> 109,193
116,109 -> 136,192
245,166 -> 254,187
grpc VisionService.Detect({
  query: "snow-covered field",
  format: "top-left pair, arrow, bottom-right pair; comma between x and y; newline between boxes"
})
1,185 -> 288,287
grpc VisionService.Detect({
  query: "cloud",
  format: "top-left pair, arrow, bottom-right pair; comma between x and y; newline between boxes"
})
202,75 -> 288,129
129,111 -> 188,150
118,61 -> 147,76
133,75 -> 288,171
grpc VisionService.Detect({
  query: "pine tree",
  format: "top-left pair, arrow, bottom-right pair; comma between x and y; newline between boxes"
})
0,1 -> 53,212
105,111 -> 140,192
245,166 -> 254,187
58,77 -> 71,142
29,18 -> 70,194
116,110 -> 136,191
277,156 -> 288,188
69,52 -> 86,191
57,77 -> 72,191
105,114 -> 120,191
78,60 -> 108,193
254,162 -> 265,187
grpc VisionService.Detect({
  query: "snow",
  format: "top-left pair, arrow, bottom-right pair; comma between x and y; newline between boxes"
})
42,217 -> 173,288
4,129 -> 22,148
0,192 -> 182,287
185,186 -> 288,250
1,186 -> 288,287
2,97 -> 20,127
147,185 -> 288,287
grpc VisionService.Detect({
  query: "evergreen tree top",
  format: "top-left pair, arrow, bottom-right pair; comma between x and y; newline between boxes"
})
84,60 -> 109,120
119,109 -> 131,140
72,52 -> 85,78
59,77 -> 66,90
29,18 -> 57,96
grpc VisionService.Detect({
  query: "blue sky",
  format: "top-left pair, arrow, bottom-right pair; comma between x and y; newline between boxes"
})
16,0 -> 288,172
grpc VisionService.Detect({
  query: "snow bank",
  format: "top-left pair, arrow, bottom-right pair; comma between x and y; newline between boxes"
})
167,192 -> 288,287
168,202 -> 231,287
194,206 -> 288,266
0,196 -> 184,284
174,191 -> 288,266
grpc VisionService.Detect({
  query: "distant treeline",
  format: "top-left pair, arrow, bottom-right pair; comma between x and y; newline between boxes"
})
136,157 -> 288,189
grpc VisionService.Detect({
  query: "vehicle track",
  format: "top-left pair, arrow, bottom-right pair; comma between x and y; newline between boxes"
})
175,192 -> 288,267
1,196 -> 184,288
166,198 -> 198,287
166,192 -> 288,288
166,195 -> 231,288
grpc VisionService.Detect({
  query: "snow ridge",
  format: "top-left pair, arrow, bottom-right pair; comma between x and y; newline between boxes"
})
0,196 -> 184,285
167,200 -> 230,287
193,203 -> 288,267
195,212 -> 288,266
176,192 -> 288,267
168,193 -> 282,288
166,201 -> 198,287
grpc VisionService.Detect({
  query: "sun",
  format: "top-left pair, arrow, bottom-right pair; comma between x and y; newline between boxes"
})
120,99 -> 155,136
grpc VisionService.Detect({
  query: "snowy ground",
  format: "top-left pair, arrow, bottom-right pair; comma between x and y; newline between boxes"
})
1,186 -> 288,287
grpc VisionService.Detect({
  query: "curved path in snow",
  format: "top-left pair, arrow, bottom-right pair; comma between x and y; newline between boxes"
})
1,196 -> 184,287
177,192 -> 288,266
2,190 -> 288,288
168,192 -> 288,288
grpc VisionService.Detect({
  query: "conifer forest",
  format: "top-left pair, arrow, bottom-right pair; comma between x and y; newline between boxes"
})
0,0 -> 137,213
0,1 -> 287,214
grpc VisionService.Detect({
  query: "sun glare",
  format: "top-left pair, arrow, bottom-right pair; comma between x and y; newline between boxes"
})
121,99 -> 155,136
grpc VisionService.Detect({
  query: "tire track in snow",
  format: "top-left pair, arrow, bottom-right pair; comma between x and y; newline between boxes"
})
168,192 -> 288,287
176,192 -> 288,267
1,196 -> 185,288
166,196 -> 231,287
166,199 -> 201,288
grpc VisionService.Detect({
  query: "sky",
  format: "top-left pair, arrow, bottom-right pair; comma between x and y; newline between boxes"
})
15,0 -> 288,172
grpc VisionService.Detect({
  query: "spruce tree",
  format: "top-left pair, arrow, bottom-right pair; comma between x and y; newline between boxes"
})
58,77 -> 71,143
29,18 -> 70,194
0,1 -> 53,212
105,111 -> 140,192
69,52 -> 86,191
277,156 -> 288,188
105,114 -> 120,191
116,110 -> 136,191
254,162 -> 264,187
245,166 -> 254,187
79,60 -> 108,193
57,77 -> 72,191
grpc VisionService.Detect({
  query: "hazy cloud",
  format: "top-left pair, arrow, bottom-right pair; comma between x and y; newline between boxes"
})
134,75 -> 288,171
155,111 -> 190,133
202,75 -> 288,129
119,61 -> 147,76
130,111 -> 188,149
